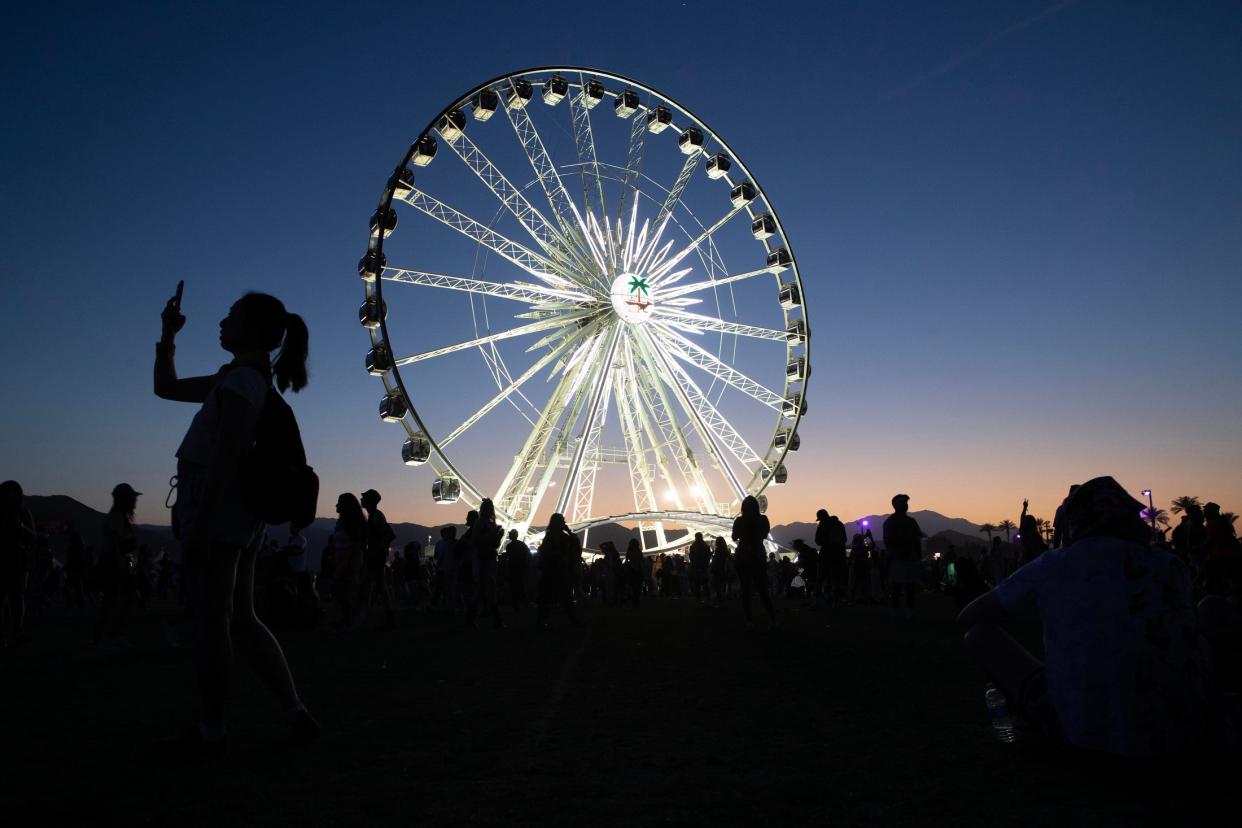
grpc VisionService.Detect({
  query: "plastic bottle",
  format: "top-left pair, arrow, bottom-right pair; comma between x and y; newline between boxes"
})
984,682 -> 1016,743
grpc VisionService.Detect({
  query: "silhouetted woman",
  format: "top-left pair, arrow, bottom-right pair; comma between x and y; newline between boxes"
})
732,496 -> 776,626
624,538 -> 644,608
537,513 -> 579,626
331,493 -> 366,629
468,498 -> 504,628
0,480 -> 36,647
93,483 -> 140,646
154,288 -> 317,758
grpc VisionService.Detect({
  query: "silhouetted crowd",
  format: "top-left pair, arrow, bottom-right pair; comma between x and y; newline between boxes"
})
4,287 -> 1241,764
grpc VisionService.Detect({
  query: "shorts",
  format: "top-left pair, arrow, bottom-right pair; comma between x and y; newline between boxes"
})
173,461 -> 262,549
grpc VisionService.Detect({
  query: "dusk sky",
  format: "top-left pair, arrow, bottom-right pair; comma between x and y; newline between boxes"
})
2,0 -> 1239,530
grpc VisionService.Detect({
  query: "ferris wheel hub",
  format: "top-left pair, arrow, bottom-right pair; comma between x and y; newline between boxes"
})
609,273 -> 655,324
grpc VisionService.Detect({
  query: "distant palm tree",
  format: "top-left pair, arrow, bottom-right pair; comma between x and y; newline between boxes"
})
998,519 -> 1016,542
979,522 -> 996,542
1141,507 -> 1171,529
1171,495 -> 1200,515
1223,511 -> 1239,527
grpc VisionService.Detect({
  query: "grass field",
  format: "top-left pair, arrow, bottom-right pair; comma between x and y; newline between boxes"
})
3,592 -> 1232,826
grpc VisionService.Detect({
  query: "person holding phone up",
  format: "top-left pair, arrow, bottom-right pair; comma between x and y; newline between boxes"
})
153,282 -> 318,759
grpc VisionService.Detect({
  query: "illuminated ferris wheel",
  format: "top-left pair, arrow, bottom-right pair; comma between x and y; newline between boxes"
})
359,67 -> 809,552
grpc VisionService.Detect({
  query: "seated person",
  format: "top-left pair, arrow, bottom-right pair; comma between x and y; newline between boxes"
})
958,476 -> 1214,758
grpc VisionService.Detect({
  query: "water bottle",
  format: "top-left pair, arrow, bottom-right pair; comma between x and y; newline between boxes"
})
984,683 -> 1016,743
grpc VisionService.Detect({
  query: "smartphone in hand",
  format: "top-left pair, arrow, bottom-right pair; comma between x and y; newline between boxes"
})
174,279 -> 184,309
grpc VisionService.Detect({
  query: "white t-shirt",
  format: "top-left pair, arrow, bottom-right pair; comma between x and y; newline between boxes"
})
176,366 -> 268,466
172,366 -> 268,547
995,537 -> 1212,757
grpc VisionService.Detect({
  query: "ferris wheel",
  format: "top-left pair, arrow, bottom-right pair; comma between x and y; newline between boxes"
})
359,67 -> 809,553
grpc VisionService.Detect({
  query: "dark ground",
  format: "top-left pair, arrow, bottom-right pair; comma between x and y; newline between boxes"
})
3,592 -> 1234,826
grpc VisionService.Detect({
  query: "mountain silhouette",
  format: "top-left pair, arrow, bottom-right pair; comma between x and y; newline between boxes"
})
770,510 -> 987,547
24,496 -> 993,568
24,495 -> 455,570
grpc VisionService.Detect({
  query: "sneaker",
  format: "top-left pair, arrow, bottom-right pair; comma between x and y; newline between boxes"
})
289,710 -> 321,747
157,726 -> 226,762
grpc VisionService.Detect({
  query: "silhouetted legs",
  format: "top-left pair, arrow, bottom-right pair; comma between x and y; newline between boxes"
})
739,567 -> 775,624
192,542 -> 300,732
357,566 -> 395,629
468,569 -> 502,628
890,582 -> 916,610
537,571 -> 578,625
93,582 -> 131,644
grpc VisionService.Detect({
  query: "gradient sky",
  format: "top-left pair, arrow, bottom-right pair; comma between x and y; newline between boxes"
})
2,0 -> 1239,530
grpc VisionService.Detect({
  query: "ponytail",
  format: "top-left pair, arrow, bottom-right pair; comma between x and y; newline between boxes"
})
275,311 -> 309,393
235,292 -> 310,392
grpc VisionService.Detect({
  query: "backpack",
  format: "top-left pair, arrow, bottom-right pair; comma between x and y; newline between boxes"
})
239,388 -> 319,531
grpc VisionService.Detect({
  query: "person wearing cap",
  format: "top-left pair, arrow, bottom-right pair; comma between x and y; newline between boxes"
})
958,476 -> 1214,758
882,494 -> 924,620
358,489 -> 397,630
93,483 -> 141,647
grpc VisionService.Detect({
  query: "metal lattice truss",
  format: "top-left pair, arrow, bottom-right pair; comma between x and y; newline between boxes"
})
362,68 -> 810,554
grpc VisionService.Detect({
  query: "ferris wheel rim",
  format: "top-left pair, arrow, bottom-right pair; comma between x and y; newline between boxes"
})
365,66 -> 810,531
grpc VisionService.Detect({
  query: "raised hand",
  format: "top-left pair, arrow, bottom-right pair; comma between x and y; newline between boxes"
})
160,290 -> 186,342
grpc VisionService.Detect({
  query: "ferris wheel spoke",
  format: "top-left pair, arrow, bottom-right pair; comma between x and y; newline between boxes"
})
494,336 -> 602,526
613,347 -> 671,549
653,309 -> 789,342
655,152 -> 699,228
628,335 -> 722,514
647,202 -> 748,287
651,324 -> 784,410
396,188 -> 578,291
440,319 -> 604,448
656,267 -> 775,302
661,354 -> 764,470
565,328 -> 623,522
554,324 -> 623,516
569,74 -> 608,219
636,330 -> 750,499
611,349 -> 660,515
394,312 -> 591,367
616,103 -> 648,225
441,129 -> 577,260
381,268 -> 592,305
501,82 -> 587,245
569,379 -> 612,525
